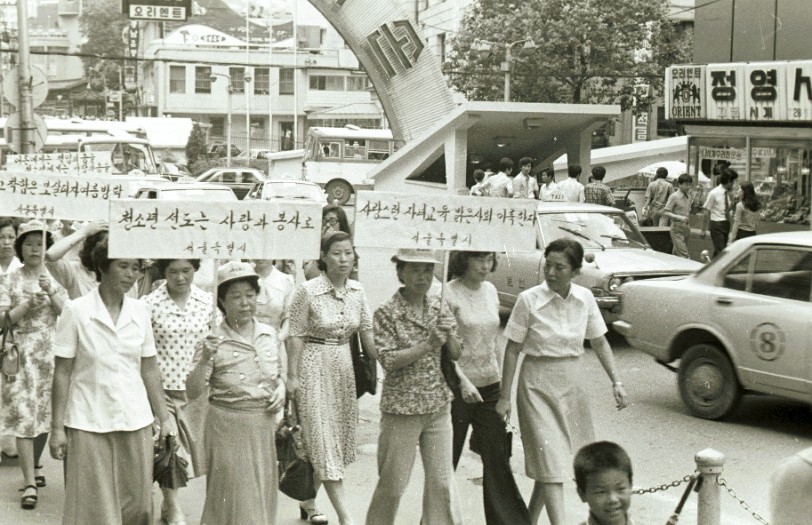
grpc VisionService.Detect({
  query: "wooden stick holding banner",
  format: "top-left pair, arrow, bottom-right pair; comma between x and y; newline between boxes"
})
210,259 -> 219,331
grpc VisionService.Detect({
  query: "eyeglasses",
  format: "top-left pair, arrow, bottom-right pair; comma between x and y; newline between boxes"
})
325,217 -> 339,225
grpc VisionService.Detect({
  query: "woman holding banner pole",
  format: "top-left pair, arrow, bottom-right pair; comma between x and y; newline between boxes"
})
0,220 -> 66,510
288,231 -> 375,525
145,258 -> 217,525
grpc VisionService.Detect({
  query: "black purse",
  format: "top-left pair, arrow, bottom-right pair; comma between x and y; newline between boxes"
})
0,311 -> 20,382
350,333 -> 377,398
276,401 -> 316,501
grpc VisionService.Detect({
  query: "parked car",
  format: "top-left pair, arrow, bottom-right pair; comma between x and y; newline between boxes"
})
491,202 -> 701,324
230,148 -> 272,161
196,167 -> 267,199
613,231 -> 812,420
134,182 -> 238,201
159,161 -> 194,182
245,179 -> 328,206
207,143 -> 241,159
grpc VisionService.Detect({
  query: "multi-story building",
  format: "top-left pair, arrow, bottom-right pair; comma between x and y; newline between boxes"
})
139,0 -> 384,152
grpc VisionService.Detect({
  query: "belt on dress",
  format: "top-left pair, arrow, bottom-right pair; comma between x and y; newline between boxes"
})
307,336 -> 350,346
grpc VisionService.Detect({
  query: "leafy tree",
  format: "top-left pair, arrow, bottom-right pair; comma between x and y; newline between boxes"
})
186,123 -> 209,167
445,0 -> 693,111
79,0 -> 128,90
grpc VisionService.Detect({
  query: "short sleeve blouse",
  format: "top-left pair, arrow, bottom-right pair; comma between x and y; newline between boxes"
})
289,275 -> 372,340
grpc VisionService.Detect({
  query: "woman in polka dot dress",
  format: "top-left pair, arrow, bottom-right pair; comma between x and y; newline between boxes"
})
288,232 -> 376,525
144,258 -> 218,525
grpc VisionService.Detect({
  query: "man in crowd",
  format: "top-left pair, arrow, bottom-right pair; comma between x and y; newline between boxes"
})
584,165 -> 615,206
481,157 -> 515,198
644,167 -> 674,226
558,165 -> 586,203
701,169 -> 738,257
512,157 -> 534,199
537,167 -> 559,201
663,173 -> 694,258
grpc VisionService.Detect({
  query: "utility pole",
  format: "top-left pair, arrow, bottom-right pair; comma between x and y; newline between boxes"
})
16,0 -> 34,153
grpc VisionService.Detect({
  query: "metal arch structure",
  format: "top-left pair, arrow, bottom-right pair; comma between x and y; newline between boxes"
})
306,0 -> 456,144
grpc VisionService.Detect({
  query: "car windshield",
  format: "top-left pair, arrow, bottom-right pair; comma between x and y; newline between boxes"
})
538,211 -> 648,249
159,189 -> 235,201
262,182 -> 323,201
81,141 -> 158,175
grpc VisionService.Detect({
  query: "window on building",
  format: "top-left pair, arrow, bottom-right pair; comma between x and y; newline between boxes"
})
346,75 -> 368,92
254,68 -> 270,95
279,68 -> 294,95
169,65 -> 185,94
229,67 -> 245,94
195,66 -> 212,94
210,116 -> 224,137
309,75 -> 344,91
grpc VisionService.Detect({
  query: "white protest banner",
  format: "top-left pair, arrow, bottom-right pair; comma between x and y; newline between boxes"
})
5,152 -> 115,175
0,171 -> 127,221
353,191 -> 537,252
108,199 -> 323,259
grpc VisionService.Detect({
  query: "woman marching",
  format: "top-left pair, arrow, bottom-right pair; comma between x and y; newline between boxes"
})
0,220 -> 67,509
288,231 -> 375,525
144,258 -> 218,525
496,238 -> 628,525
186,261 -> 287,525
0,217 -> 22,462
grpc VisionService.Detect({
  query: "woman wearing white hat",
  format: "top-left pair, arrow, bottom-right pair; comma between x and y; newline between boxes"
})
365,248 -> 462,525
186,260 -> 286,525
0,220 -> 66,510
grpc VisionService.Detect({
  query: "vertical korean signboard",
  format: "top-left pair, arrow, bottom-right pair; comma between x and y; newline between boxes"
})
665,64 -> 705,120
706,63 -> 745,120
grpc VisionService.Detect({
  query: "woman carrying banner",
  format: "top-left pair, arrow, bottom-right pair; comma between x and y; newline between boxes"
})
288,231 -> 375,525
186,261 -> 286,525
496,238 -> 628,525
0,220 -> 66,509
365,248 -> 462,525
145,258 -> 218,525
50,238 -> 177,524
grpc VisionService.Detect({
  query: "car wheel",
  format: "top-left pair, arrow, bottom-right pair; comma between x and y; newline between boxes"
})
677,343 -> 742,420
325,180 -> 352,205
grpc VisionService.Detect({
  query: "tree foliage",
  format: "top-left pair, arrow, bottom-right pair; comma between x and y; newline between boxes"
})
79,0 -> 128,90
186,123 -> 209,167
446,0 -> 693,111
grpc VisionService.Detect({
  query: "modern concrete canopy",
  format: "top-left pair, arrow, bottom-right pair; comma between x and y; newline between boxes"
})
370,101 -> 621,195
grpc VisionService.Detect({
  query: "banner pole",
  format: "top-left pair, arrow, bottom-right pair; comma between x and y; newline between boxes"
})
210,259 -> 219,331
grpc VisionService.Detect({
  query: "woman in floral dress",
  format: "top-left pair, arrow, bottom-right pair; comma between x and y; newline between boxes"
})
0,220 -> 66,510
288,231 -> 375,525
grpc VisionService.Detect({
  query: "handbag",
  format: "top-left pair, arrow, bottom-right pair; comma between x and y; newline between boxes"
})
153,435 -> 189,489
276,401 -> 317,501
0,312 -> 20,381
350,333 -> 377,398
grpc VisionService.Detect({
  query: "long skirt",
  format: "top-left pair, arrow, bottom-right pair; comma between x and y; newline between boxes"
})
516,355 -> 594,483
165,389 -> 206,478
62,426 -> 153,525
200,403 -> 279,525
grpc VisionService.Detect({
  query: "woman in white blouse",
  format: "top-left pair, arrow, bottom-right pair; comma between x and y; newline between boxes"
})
496,239 -> 628,525
50,239 -> 177,525
0,218 -> 21,462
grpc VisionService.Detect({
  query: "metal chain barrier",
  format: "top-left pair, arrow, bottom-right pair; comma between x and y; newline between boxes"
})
717,477 -> 770,525
633,473 -> 695,495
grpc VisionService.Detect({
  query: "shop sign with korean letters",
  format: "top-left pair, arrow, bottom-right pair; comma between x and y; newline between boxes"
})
705,63 -> 746,120
786,60 -> 812,121
666,65 -> 705,119
743,62 -> 787,121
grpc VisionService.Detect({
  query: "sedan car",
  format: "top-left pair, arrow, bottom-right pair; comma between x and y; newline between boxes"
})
244,179 -> 328,206
196,167 -> 267,199
613,231 -> 812,420
491,202 -> 701,324
134,182 -> 238,201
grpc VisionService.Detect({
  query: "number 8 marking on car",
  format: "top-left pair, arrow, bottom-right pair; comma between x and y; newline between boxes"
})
749,322 -> 785,361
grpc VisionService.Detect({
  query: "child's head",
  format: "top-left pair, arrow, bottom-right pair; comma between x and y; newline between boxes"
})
574,441 -> 633,525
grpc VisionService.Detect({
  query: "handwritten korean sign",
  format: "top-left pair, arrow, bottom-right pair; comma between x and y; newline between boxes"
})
0,171 -> 126,221
353,191 -> 537,252
5,152 -> 115,175
108,199 -> 323,259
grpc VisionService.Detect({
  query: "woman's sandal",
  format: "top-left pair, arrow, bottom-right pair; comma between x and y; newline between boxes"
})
299,504 -> 329,524
20,485 -> 37,510
35,465 -> 46,487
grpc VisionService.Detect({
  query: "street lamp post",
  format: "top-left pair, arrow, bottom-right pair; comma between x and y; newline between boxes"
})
474,38 -> 538,102
211,72 -> 233,167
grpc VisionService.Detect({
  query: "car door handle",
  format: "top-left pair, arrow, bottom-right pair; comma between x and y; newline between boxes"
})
715,297 -> 733,305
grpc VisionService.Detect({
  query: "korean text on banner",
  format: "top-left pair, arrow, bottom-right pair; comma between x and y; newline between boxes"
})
0,171 -> 126,221
108,199 -> 323,260
353,191 -> 537,252
5,152 -> 115,175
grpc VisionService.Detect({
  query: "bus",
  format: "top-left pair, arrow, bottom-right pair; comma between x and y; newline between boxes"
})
302,126 -> 398,205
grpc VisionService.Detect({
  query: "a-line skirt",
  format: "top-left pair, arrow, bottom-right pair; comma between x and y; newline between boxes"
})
516,354 -> 595,483
200,403 -> 279,525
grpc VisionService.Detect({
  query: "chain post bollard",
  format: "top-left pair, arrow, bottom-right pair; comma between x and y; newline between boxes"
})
695,448 -> 725,525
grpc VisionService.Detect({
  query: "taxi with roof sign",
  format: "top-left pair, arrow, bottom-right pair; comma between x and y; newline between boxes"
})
491,200 -> 701,324
613,231 -> 812,420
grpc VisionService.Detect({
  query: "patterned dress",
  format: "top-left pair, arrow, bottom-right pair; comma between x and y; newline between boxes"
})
289,274 -> 372,480
0,268 -> 66,438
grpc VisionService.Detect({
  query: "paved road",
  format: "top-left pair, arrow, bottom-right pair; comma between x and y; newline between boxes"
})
1,331 -> 808,525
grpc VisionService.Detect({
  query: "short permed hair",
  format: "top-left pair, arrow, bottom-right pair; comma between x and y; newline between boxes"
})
574,441 -> 633,492
90,238 -> 142,282
544,238 -> 584,271
156,258 -> 201,275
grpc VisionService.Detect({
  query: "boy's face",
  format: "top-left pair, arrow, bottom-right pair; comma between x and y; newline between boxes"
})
679,181 -> 692,193
578,469 -> 632,525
